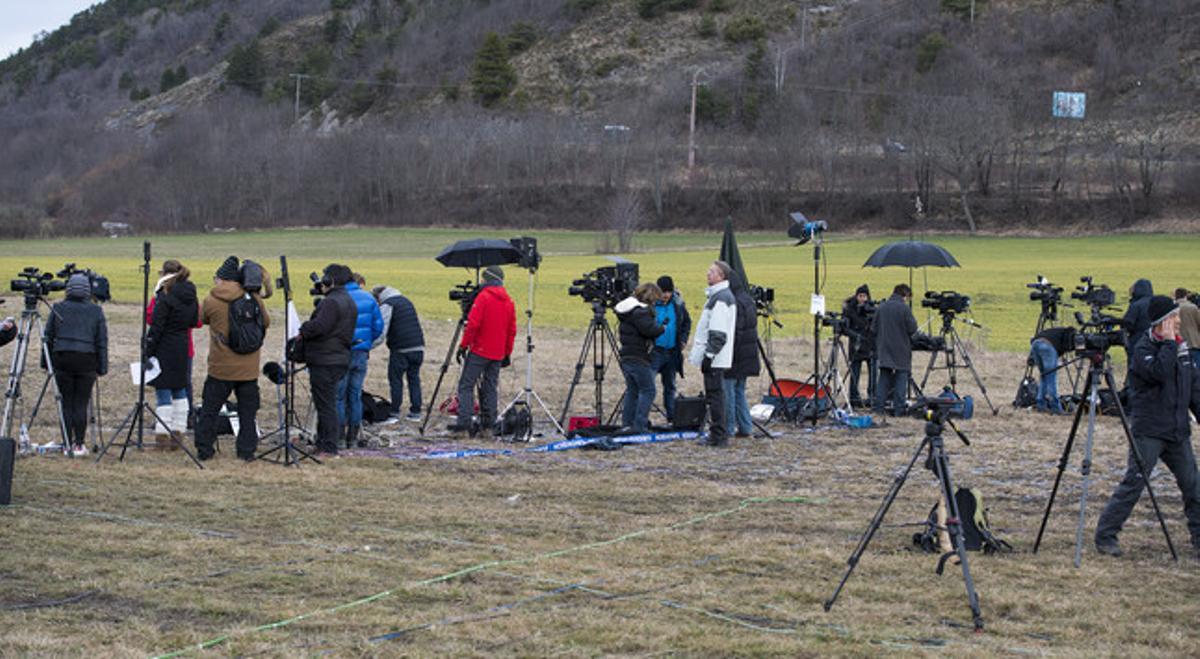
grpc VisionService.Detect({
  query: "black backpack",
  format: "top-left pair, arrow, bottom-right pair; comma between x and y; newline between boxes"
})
360,391 -> 392,424
1013,375 -> 1038,409
227,293 -> 265,355
498,401 -> 533,442
913,487 -> 1012,560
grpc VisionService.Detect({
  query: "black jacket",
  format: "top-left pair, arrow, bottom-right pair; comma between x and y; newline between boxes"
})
1128,330 -> 1200,442
45,297 -> 108,375
843,296 -> 875,361
146,280 -> 198,390
378,287 -> 424,352
871,294 -> 920,371
726,271 -> 761,380
300,287 -> 357,368
1122,279 -> 1153,353
615,297 -> 664,366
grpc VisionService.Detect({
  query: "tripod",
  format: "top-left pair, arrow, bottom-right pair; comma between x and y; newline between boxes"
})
825,406 -> 984,631
920,313 -> 998,415
1032,351 -> 1177,566
817,328 -> 855,412
558,301 -> 621,429
500,269 -> 563,440
420,299 -> 471,437
255,256 -> 320,465
95,241 -> 203,468
1,293 -> 71,453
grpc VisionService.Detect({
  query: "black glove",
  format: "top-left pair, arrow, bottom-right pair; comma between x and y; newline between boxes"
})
456,346 -> 467,364
501,355 -> 511,368
701,356 -> 712,373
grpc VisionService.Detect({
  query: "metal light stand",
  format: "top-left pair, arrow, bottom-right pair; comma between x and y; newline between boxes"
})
1,293 -> 71,453
919,313 -> 998,415
255,256 -> 320,465
1032,351 -> 1177,566
500,267 -> 564,440
96,241 -> 203,468
558,301 -> 621,429
825,406 -> 985,631
817,327 -> 854,412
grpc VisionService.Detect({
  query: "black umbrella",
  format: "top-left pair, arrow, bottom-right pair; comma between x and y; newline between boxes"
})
435,238 -> 522,269
863,240 -> 960,304
718,217 -> 749,283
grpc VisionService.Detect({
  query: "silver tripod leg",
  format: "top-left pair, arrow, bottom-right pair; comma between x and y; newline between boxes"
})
501,270 -> 565,437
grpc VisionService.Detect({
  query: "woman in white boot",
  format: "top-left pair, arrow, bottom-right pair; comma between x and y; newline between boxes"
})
145,260 -> 199,450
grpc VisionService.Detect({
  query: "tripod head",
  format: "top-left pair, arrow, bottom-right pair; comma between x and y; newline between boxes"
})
910,389 -> 974,445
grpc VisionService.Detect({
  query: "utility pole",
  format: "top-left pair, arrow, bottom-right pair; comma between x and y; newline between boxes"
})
800,1 -> 808,49
291,73 -> 304,124
688,69 -> 703,171
970,0 -> 975,25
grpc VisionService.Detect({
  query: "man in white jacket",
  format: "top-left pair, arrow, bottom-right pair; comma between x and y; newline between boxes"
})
689,261 -> 738,447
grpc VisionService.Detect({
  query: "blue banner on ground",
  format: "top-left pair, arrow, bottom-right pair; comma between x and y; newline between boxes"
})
417,429 -> 705,460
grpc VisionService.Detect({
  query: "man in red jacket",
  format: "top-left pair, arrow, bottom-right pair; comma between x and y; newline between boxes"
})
452,265 -> 516,439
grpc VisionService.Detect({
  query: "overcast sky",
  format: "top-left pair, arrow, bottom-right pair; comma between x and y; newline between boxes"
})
1,1 -> 99,59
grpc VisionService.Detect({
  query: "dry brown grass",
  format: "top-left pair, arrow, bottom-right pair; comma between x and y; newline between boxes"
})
2,307 -> 1199,657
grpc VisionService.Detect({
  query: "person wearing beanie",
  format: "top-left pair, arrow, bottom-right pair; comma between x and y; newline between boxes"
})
451,265 -> 516,439
334,272 -> 383,448
144,260 -> 199,450
1095,295 -> 1200,559
299,264 -> 357,456
45,273 -> 108,456
196,256 -> 273,461
843,284 -> 876,409
651,274 -> 691,422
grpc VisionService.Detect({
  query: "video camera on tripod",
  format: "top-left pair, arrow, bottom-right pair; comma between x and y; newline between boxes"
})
910,388 -> 975,423
56,263 -> 111,303
1070,276 -> 1117,311
567,262 -> 638,308
1071,312 -> 1125,357
922,290 -> 971,316
10,267 -> 66,300
1027,276 -> 1064,305
448,281 -> 479,315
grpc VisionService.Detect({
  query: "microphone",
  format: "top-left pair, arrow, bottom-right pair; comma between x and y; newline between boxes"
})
262,361 -> 285,385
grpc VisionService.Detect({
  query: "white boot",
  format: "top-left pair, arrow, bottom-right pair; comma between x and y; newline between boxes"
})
170,398 -> 190,451
154,405 -> 173,450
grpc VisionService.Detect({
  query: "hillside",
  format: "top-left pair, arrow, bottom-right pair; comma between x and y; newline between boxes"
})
0,0 -> 1198,238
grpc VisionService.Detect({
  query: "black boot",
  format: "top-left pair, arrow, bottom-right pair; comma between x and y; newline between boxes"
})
345,425 -> 360,450
351,424 -> 366,448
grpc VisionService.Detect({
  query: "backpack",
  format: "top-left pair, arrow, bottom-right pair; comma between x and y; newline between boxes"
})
913,487 -> 1012,564
361,391 -> 392,424
498,401 -> 533,442
227,293 -> 265,355
1013,375 -> 1038,409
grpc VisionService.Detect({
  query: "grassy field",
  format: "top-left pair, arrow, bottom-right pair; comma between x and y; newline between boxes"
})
1,228 -> 1195,351
2,228 -> 1199,656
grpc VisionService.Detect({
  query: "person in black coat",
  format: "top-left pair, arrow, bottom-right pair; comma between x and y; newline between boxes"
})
616,283 -> 665,432
871,284 -> 921,417
145,260 -> 199,449
843,284 -> 876,408
299,264 -> 357,456
1095,296 -> 1200,559
45,274 -> 108,455
723,270 -> 760,437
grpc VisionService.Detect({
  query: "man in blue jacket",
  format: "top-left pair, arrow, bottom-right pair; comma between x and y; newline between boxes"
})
337,273 -> 383,448
1095,296 -> 1200,559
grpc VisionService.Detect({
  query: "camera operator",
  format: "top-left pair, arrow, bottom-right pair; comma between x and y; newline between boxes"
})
689,261 -> 737,448
335,273 -> 383,448
372,284 -> 425,423
616,283 -> 665,433
871,284 -> 922,418
843,284 -> 875,409
451,266 -> 516,440
1028,326 -> 1072,415
724,270 -> 760,438
144,260 -> 199,450
1095,296 -> 1200,559
44,274 -> 108,456
299,264 -> 357,457
651,275 -> 691,423
1175,288 -> 1200,368
195,256 -> 272,461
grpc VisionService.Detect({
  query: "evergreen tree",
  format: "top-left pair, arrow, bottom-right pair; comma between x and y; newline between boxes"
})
226,40 -> 263,94
470,32 -> 517,108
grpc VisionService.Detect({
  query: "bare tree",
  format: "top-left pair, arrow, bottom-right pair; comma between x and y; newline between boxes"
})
607,188 -> 646,253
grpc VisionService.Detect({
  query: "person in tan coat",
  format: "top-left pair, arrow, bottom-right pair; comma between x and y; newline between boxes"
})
195,256 -> 272,461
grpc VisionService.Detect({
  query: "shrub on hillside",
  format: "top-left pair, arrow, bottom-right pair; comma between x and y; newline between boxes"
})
638,0 -> 700,20
723,15 -> 765,43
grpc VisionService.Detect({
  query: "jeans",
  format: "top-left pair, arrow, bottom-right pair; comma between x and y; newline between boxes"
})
848,357 -> 876,407
336,350 -> 370,428
52,351 -> 98,447
650,348 -> 679,421
154,387 -> 187,406
1030,339 -> 1063,413
194,377 -> 260,459
1095,435 -> 1200,548
703,367 -> 727,444
456,352 -> 501,430
620,360 -> 656,432
875,367 -> 909,416
388,350 -> 424,416
309,365 -> 346,454
722,377 -> 752,435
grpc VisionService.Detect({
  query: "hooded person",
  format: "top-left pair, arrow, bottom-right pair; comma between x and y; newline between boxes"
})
143,260 -> 199,450
722,270 -> 760,437
372,285 -> 426,422
689,261 -> 737,447
651,275 -> 692,423
195,256 -> 273,461
45,274 -> 108,455
1123,279 -> 1154,353
1095,295 -> 1200,560
616,282 -> 665,433
451,265 -> 517,439
300,264 -> 358,456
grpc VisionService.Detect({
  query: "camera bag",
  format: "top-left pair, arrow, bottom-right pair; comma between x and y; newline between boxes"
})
673,396 -> 706,430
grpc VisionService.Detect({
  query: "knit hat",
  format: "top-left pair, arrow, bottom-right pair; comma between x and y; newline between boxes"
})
66,274 -> 91,300
856,284 -> 870,297
483,265 -> 505,282
215,256 -> 240,281
1147,295 -> 1179,326
656,275 -> 675,293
